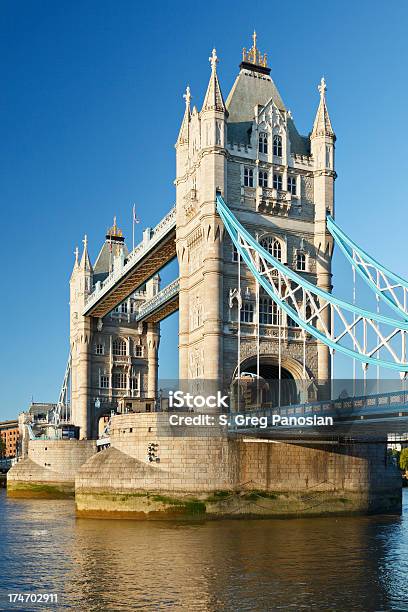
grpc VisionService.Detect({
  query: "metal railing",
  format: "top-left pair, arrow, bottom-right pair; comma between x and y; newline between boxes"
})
135,278 -> 180,322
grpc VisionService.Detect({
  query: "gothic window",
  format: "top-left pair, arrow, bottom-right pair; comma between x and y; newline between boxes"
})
112,369 -> 126,389
95,344 -> 104,355
113,338 -> 126,356
134,345 -> 143,357
241,302 -> 254,323
288,176 -> 297,195
273,134 -> 282,157
296,251 -> 306,271
273,174 -> 283,190
232,243 -> 239,262
260,236 -> 282,262
258,170 -> 268,188
273,240 -> 282,261
258,132 -> 268,154
260,297 -> 273,324
272,301 -> 280,326
100,375 -> 109,389
244,167 -> 254,187
120,302 -> 128,314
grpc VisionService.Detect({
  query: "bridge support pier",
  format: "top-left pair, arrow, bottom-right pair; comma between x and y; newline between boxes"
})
74,413 -> 402,519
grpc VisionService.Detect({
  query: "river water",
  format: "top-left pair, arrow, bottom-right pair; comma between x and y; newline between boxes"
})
1,489 -> 408,612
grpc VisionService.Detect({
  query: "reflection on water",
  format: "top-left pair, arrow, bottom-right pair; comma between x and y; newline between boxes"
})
1,489 -> 408,611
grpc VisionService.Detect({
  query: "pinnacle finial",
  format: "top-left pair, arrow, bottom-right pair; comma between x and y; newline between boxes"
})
318,76 -> 327,98
242,31 -> 268,68
183,85 -> 191,108
74,246 -> 79,264
83,234 -> 88,251
209,48 -> 218,71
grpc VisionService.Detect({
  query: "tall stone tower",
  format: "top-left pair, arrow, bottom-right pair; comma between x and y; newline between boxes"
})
69,220 -> 160,439
175,34 -> 336,401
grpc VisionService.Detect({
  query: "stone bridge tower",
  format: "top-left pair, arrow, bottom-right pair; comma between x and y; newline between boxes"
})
175,34 -> 336,400
69,221 -> 160,439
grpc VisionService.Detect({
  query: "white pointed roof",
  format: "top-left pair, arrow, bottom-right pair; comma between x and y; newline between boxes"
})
311,77 -> 335,138
201,49 -> 226,113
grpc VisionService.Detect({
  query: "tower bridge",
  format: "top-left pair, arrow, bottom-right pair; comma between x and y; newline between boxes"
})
54,33 -> 408,440
10,34 -> 408,518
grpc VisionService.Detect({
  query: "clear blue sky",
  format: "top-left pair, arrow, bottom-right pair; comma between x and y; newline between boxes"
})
1,0 -> 407,420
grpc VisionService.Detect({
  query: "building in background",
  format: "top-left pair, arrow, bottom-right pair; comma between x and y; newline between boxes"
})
0,420 -> 19,458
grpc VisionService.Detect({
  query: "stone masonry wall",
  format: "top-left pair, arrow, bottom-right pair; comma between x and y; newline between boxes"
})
7,439 -> 97,497
74,413 -> 402,519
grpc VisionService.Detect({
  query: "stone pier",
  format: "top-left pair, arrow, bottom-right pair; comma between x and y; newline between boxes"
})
7,439 -> 96,498
74,413 -> 402,519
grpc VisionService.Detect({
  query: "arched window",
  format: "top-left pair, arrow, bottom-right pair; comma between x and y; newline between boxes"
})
258,170 -> 268,188
273,134 -> 282,157
260,237 -> 282,262
259,132 -> 268,154
113,338 -> 126,356
296,251 -> 306,271
241,302 -> 254,323
273,240 -> 282,261
244,167 -> 254,187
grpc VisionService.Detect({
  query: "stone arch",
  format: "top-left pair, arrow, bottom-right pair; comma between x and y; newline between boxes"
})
232,354 -> 313,409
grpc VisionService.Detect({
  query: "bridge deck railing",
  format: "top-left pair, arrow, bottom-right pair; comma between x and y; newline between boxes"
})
84,206 -> 176,312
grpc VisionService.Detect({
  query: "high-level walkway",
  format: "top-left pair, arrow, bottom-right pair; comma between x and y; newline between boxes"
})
83,207 -> 176,318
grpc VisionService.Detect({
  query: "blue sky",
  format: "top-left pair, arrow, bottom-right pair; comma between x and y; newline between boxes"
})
1,0 -> 407,420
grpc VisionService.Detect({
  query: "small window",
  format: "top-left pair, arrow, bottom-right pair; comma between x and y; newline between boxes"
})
258,132 -> 268,154
260,297 -> 273,325
95,344 -> 104,355
273,134 -> 282,157
135,345 -> 143,357
260,237 -> 282,263
273,174 -> 283,190
258,170 -> 268,188
112,370 -> 126,389
131,377 -> 138,390
113,338 -> 126,356
120,302 -> 128,314
296,251 -> 306,271
240,302 -> 254,323
273,240 -> 282,261
288,176 -> 297,195
244,167 -> 254,187
100,375 -> 109,389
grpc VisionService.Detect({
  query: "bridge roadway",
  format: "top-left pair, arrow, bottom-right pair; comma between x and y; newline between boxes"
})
83,206 -> 176,318
227,389 -> 408,442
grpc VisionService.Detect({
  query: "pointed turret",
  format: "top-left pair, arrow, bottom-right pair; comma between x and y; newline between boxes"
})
176,86 -> 191,147
311,77 -> 335,139
201,49 -> 226,113
70,246 -> 79,280
80,234 -> 93,272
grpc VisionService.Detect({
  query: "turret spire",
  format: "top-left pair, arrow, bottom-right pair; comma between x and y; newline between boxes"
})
80,233 -> 93,271
201,48 -> 226,113
176,85 -> 192,146
311,76 -> 335,139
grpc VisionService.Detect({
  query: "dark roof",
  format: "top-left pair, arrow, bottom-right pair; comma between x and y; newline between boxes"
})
225,68 -> 310,156
93,241 -> 129,284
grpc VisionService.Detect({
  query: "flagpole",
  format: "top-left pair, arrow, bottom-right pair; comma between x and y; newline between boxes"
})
132,203 -> 135,252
